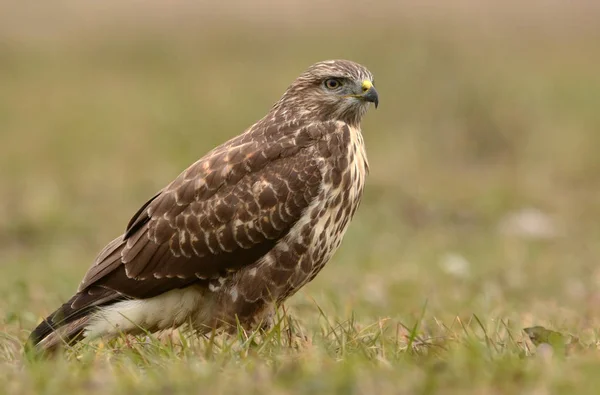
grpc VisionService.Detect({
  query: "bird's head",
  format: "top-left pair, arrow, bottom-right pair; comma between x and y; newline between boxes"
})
273,59 -> 378,127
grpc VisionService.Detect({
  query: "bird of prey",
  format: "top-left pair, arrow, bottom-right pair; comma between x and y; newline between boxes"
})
28,59 -> 379,351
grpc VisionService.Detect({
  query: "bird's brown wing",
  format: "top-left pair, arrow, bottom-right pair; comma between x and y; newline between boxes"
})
70,121 -> 335,310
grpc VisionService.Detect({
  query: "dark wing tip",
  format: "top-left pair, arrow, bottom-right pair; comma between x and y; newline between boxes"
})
27,318 -> 56,348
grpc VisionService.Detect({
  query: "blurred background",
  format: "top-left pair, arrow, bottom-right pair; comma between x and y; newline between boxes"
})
1,0 -> 600,341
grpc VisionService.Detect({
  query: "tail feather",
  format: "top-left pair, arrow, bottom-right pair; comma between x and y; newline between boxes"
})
27,298 -> 98,352
27,289 -> 123,352
31,315 -> 91,352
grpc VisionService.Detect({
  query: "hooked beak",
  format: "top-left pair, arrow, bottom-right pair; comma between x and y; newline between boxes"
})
362,86 -> 379,108
360,80 -> 379,108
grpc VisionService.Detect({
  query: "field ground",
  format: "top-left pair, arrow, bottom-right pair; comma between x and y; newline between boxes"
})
2,1 -> 600,394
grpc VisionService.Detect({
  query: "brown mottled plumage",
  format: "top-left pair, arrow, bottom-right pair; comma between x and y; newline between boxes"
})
28,59 -> 378,351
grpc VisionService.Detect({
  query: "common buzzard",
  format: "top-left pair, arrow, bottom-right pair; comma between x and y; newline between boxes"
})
29,59 -> 378,351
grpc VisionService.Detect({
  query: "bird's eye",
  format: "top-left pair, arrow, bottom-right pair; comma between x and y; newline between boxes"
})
324,79 -> 341,90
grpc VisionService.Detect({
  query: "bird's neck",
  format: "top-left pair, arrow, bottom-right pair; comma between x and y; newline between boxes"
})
269,99 -> 366,129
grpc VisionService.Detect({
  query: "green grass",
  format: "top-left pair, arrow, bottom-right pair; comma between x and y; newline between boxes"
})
2,2 -> 600,393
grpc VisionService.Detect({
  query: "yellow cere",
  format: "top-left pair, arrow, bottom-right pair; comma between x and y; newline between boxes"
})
361,80 -> 373,92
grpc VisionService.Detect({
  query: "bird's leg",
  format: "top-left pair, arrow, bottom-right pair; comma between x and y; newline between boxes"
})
256,303 -> 277,332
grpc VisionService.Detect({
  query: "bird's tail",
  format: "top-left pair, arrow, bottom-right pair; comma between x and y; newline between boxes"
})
26,298 -> 96,353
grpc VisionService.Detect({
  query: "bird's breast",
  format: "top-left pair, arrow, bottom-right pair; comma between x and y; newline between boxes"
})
280,125 -> 369,294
